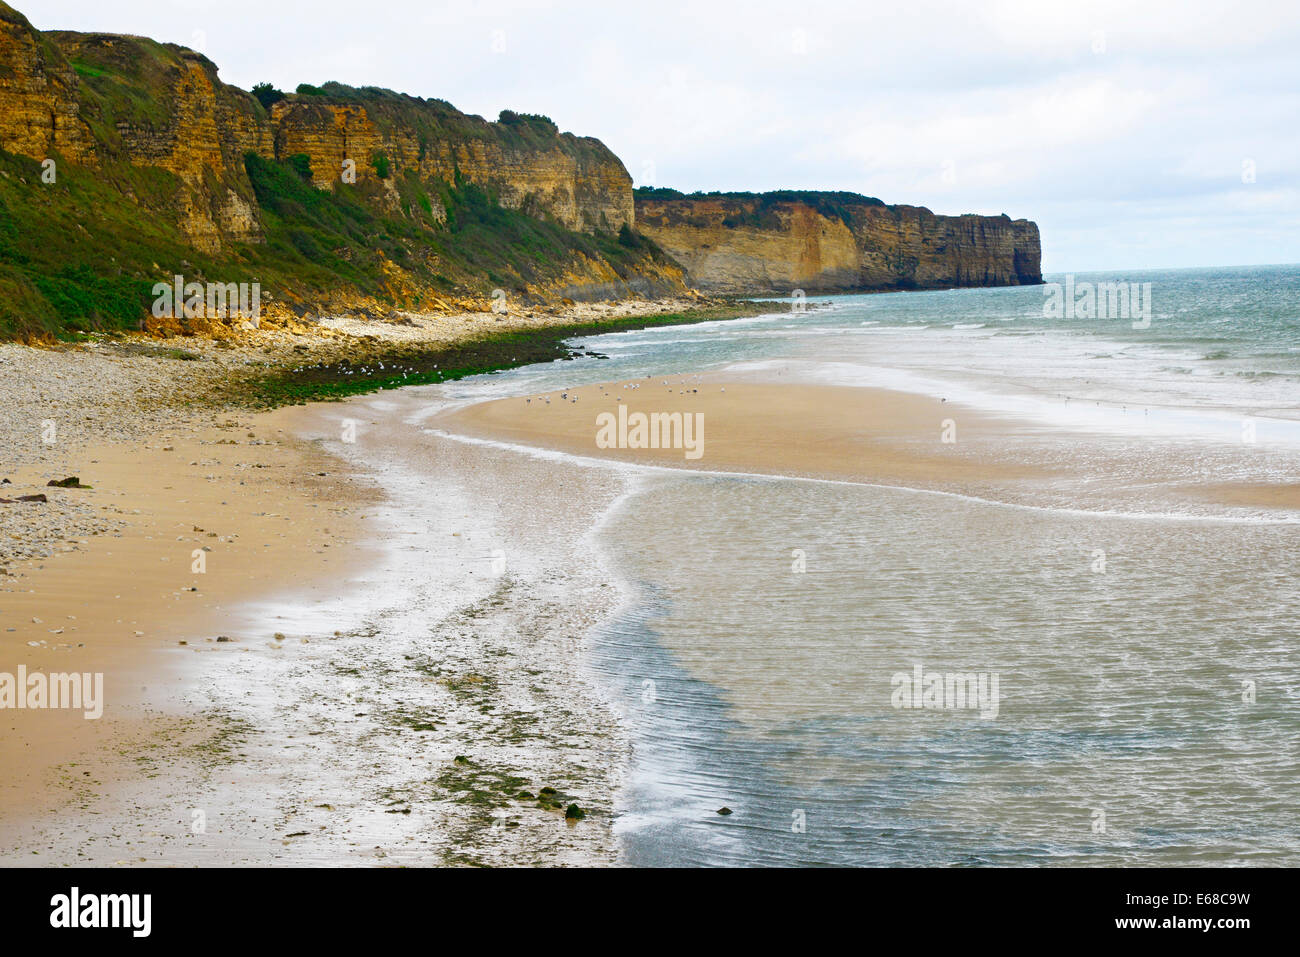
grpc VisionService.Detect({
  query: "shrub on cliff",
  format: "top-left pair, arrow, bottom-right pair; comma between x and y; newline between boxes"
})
0,151 -> 182,338
31,265 -> 146,333
498,110 -> 558,135
251,82 -> 285,110
617,222 -> 643,249
287,154 -> 313,181
634,186 -> 686,200
495,110 -> 561,149
0,263 -> 59,339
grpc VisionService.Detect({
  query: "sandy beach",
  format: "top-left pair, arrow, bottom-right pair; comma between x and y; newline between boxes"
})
2,0 -> 1297,913
0,405 -> 382,846
4,295 -> 1297,867
0,300 -> 715,866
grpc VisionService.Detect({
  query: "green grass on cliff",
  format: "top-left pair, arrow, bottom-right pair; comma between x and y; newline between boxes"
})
53,32 -> 187,143
243,153 -> 671,299
0,146 -> 673,340
0,150 -> 203,338
635,186 -> 887,229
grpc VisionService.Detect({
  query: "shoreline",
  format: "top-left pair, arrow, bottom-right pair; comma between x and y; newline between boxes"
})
1,296 -> 740,865
1,393 -> 635,866
428,368 -> 1300,866
0,407 -> 380,859
6,290 -> 1295,865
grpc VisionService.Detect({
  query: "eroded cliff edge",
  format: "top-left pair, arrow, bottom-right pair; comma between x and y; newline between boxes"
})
0,0 -> 1041,341
635,190 -> 1042,295
0,2 -> 685,337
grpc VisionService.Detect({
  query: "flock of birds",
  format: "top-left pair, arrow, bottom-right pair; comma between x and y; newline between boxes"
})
285,358 -> 443,382
522,375 -> 728,408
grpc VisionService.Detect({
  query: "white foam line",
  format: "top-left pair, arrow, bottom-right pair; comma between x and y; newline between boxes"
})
578,471 -> 653,656
576,308 -> 790,340
423,428 -> 1300,525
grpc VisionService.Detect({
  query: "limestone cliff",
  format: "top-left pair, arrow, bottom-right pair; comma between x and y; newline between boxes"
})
0,1 -> 679,338
0,0 -> 1042,341
270,96 -> 632,234
0,3 -> 635,252
635,191 -> 1042,294
41,29 -> 270,252
0,5 -> 91,163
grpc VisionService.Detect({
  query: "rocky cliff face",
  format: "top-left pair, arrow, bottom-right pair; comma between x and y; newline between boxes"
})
270,98 -> 633,234
0,2 -> 636,255
42,30 -> 270,252
0,6 -> 90,162
635,193 -> 1042,294
0,0 -> 1042,340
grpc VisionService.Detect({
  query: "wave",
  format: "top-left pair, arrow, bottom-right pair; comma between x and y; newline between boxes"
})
1234,370 -> 1295,380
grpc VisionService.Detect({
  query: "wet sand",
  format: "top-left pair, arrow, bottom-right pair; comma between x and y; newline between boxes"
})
436,374 -> 1300,513
1189,481 -> 1300,511
0,396 -> 630,866
437,377 -> 1046,487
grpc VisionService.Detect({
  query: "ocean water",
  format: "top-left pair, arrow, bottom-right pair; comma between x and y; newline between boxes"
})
434,265 -> 1300,866
460,264 -> 1300,432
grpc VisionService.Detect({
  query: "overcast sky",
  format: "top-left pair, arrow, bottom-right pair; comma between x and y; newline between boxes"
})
28,0 -> 1300,272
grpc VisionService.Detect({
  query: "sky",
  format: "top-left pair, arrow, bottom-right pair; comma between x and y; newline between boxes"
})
27,0 -> 1300,273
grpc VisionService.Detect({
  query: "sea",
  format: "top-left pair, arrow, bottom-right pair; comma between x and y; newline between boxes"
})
363,265 -> 1300,865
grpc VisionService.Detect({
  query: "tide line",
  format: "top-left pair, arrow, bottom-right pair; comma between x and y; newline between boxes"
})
423,427 -> 1300,526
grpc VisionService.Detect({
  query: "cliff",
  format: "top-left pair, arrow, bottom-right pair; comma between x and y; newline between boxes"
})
0,2 -> 683,338
269,95 -> 633,234
0,0 -> 1043,342
635,190 -> 1042,294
